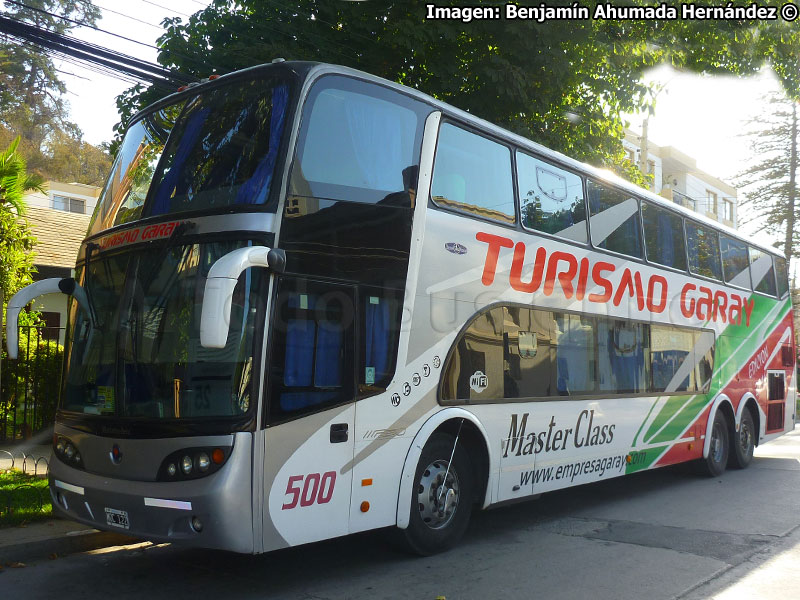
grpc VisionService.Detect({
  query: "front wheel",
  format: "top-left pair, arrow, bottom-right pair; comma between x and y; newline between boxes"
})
700,410 -> 730,477
729,409 -> 755,469
401,433 -> 474,555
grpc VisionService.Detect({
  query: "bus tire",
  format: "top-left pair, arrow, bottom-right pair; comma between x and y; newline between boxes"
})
401,433 -> 474,556
700,410 -> 729,477
729,409 -> 755,469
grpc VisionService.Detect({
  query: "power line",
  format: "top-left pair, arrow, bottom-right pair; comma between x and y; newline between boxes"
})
4,0 -> 164,52
138,0 -> 193,19
0,15 -> 197,89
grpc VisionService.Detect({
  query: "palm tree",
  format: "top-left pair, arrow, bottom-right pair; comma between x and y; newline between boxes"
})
0,136 -> 45,213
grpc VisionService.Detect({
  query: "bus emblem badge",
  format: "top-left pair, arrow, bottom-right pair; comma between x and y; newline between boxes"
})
445,242 -> 467,255
391,393 -> 401,407
109,444 -> 123,464
470,371 -> 488,393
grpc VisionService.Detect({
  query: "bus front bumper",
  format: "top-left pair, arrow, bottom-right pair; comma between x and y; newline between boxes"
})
47,440 -> 255,554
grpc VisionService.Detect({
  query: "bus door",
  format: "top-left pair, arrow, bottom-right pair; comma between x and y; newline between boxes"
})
262,277 -> 356,550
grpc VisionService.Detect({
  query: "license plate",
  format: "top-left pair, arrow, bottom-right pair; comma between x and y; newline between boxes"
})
105,507 -> 130,530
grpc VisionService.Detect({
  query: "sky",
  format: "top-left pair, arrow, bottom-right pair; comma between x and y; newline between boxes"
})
53,5 -> 789,248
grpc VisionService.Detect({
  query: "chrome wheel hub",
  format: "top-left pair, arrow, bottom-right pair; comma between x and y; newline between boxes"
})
417,459 -> 460,529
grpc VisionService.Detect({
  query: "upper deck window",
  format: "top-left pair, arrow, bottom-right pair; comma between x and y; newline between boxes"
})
775,256 -> 789,299
88,103 -> 184,236
586,180 -> 642,259
686,221 -> 722,280
642,203 -> 686,271
749,247 -> 777,296
431,123 -> 515,224
290,76 -> 429,207
148,78 -> 291,217
720,235 -> 751,289
516,152 -> 587,242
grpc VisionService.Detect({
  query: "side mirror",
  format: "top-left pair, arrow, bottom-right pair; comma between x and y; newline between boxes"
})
199,246 -> 285,348
5,279 -> 66,359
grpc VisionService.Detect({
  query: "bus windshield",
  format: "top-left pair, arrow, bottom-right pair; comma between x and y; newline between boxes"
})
62,240 -> 264,421
88,75 -> 293,237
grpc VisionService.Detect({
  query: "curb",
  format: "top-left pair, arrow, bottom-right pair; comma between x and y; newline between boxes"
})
0,529 -> 140,565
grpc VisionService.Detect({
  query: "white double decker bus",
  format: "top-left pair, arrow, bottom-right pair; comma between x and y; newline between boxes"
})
6,61 -> 795,555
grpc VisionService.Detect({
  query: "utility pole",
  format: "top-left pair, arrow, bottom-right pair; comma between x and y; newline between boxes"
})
785,102 -> 797,260
638,115 -> 649,178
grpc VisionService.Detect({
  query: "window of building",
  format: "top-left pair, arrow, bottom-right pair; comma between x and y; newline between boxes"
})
52,194 -> 85,214
642,202 -> 687,271
431,123 -> 515,224
722,198 -> 733,222
775,257 -> 789,299
440,305 -> 714,403
586,180 -> 642,259
516,152 -> 587,243
749,247 -> 777,296
720,235 -> 751,289
685,221 -> 722,280
707,190 -> 718,215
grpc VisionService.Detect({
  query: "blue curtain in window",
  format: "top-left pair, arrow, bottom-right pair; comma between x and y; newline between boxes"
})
314,323 -> 343,387
365,300 -> 390,382
150,107 -> 211,216
284,319 -> 315,386
344,98 -> 403,191
657,212 -> 675,266
608,325 -> 644,392
235,84 -> 289,205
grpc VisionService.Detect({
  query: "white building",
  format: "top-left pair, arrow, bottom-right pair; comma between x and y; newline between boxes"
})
623,130 -> 737,229
23,181 -> 101,342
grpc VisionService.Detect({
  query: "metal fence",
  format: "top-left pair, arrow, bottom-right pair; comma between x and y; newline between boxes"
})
1,325 -> 65,443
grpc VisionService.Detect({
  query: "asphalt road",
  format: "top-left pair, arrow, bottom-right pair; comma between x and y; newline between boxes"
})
3,427 -> 800,600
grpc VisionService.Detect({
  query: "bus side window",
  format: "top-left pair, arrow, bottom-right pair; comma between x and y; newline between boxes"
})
431,123 -> 516,225
775,256 -> 789,299
720,235 -> 751,289
685,222 -> 722,280
586,180 -> 643,259
360,289 -> 402,394
516,152 -> 588,243
268,279 -> 355,423
642,203 -> 687,271
749,247 -> 777,296
597,320 -> 649,394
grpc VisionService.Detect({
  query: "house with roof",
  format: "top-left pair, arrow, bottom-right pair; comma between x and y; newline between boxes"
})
22,181 -> 100,342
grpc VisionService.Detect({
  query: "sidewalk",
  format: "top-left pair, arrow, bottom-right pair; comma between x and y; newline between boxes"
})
0,518 -> 137,564
2,438 -> 137,563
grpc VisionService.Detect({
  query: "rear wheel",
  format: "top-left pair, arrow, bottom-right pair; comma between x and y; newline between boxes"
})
401,433 -> 474,555
700,410 -> 729,477
729,409 -> 755,469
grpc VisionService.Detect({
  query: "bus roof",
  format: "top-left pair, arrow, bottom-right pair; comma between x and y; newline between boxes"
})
130,60 -> 783,259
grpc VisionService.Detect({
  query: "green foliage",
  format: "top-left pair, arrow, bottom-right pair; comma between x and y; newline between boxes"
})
0,0 -> 110,185
0,470 -> 52,527
734,92 -> 799,260
1,331 -> 63,441
114,0 -> 800,188
0,136 -> 40,308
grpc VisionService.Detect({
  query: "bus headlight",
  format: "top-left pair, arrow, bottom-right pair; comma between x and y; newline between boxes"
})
53,435 -> 84,470
156,446 -> 232,481
197,453 -> 210,472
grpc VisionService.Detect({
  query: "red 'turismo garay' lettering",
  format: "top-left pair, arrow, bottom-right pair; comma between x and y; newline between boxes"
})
476,232 -> 755,325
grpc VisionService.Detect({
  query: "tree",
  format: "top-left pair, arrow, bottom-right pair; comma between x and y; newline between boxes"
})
0,136 -> 42,317
114,0 -> 800,187
0,0 -> 110,184
735,92 -> 799,259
